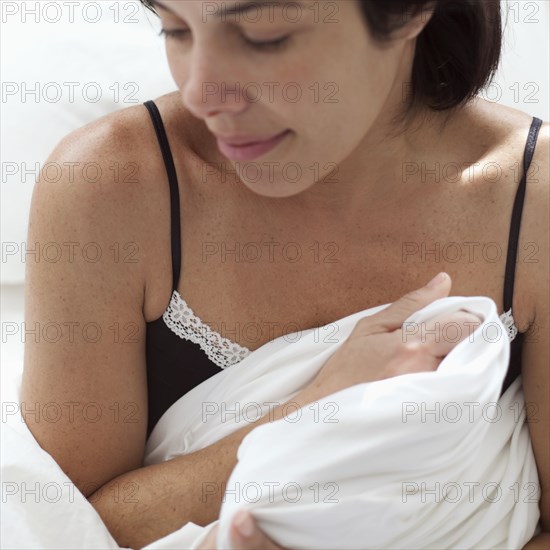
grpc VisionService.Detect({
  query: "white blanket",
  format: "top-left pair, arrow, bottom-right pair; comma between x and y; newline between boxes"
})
2,296 -> 541,549
143,296 -> 541,549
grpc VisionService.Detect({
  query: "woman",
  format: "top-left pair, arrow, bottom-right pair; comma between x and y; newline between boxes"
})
20,0 -> 548,548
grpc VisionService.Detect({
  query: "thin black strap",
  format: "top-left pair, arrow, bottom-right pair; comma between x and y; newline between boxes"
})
143,100 -> 182,292
503,116 -> 543,313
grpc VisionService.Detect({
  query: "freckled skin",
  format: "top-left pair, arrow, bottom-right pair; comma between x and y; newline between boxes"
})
20,1 -> 548,548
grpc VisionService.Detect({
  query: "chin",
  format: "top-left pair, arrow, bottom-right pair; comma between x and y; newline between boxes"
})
239,176 -> 315,199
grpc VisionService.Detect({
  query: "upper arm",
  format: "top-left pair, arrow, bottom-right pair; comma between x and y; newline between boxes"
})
521,120 -> 550,532
20,114 -> 150,497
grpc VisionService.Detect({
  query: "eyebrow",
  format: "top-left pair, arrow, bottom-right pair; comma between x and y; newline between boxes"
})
149,0 -> 303,19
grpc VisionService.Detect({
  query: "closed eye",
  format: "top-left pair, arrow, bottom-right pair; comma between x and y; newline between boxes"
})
159,28 -> 290,52
158,28 -> 189,40
246,35 -> 290,51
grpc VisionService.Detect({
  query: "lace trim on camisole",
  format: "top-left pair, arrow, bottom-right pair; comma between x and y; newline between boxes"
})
162,290 -> 251,369
500,307 -> 519,341
162,290 -> 519,370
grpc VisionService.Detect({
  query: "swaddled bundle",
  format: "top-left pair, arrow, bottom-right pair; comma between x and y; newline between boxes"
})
143,296 -> 540,550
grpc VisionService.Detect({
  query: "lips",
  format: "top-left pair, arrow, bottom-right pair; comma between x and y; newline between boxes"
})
215,130 -> 291,162
214,133 -> 282,146
214,130 -> 286,147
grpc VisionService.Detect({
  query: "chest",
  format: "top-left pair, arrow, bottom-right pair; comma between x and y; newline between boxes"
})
175,198 -> 513,352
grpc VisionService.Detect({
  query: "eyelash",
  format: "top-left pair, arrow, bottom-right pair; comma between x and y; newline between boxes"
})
158,29 -> 290,52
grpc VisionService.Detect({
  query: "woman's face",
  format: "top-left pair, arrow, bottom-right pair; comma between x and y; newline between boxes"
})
154,0 -> 428,198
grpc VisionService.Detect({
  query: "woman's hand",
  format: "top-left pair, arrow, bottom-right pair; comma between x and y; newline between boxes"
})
305,271 -> 481,399
197,510 -> 285,549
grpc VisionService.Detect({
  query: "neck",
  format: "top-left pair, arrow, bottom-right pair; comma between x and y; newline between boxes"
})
275,40 -> 457,220
282,107 -> 454,222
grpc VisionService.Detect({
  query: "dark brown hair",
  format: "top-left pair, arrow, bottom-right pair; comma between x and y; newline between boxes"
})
359,0 -> 502,115
140,0 -> 502,120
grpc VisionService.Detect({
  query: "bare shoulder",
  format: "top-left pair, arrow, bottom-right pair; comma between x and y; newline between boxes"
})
477,100 -> 550,324
51,90 -> 196,191
448,98 -> 548,327
30,101 -> 159,301
474,98 -> 550,279
48,96 -> 164,216
520,113 -> 549,328
456,97 -> 544,166
43,92 -> 201,320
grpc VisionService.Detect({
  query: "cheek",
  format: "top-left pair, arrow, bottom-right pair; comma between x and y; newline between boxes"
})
274,51 -> 387,153
345,51 -> 400,122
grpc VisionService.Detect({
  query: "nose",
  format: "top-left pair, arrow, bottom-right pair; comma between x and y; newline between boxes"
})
181,47 -> 250,119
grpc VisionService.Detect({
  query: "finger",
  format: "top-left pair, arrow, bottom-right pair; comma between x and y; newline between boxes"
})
230,510 -> 283,550
401,311 -> 482,358
355,272 -> 452,335
391,337 -> 443,375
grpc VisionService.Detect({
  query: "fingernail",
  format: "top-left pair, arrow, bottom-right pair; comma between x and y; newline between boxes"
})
426,272 -> 447,289
234,510 -> 255,539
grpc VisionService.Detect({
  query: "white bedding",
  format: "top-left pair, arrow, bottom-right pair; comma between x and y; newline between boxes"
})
2,296 -> 541,549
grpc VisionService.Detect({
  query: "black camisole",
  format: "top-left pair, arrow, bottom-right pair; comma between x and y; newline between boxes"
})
143,99 -> 544,439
